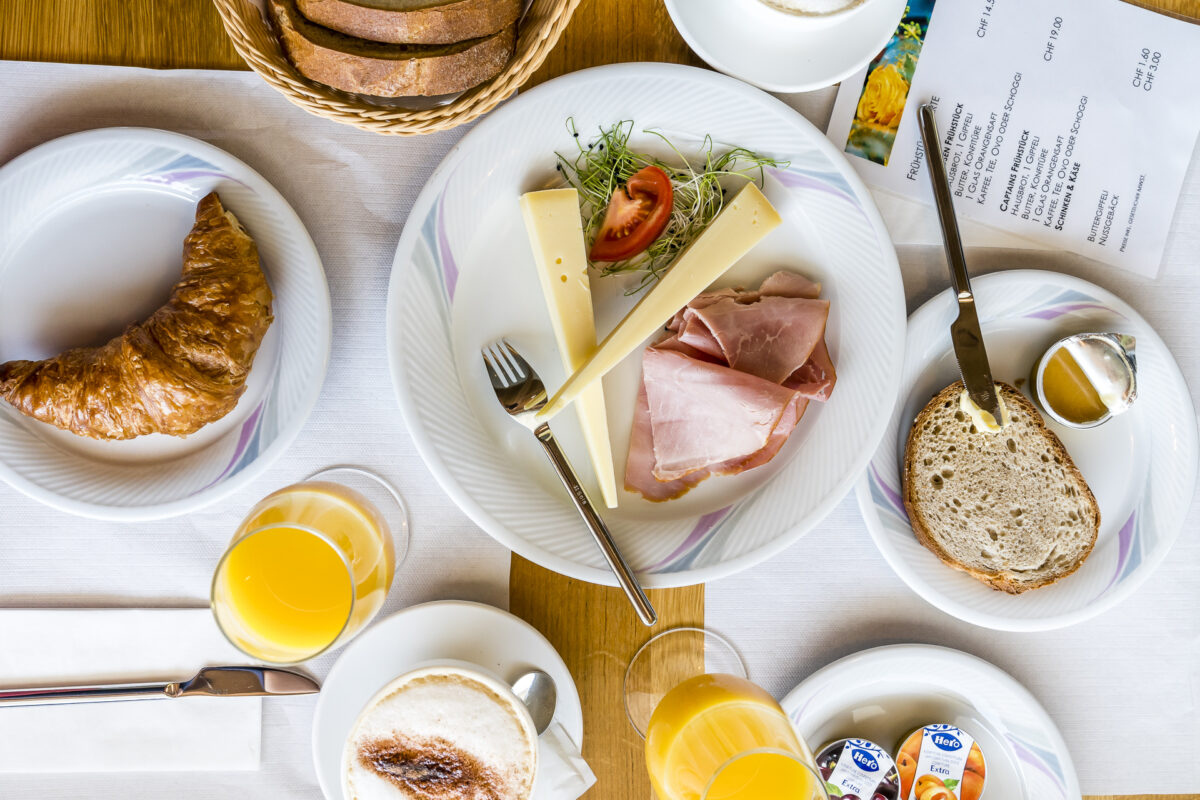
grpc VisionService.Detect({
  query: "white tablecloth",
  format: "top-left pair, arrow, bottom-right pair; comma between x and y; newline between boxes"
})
0,61 -> 510,800
710,91 -> 1200,797
0,61 -> 1196,798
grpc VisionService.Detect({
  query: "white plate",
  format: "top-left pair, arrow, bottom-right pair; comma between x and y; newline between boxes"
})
664,0 -> 907,93
311,600 -> 584,800
782,644 -> 1081,800
387,63 -> 904,588
858,270 -> 1198,631
0,128 -> 330,521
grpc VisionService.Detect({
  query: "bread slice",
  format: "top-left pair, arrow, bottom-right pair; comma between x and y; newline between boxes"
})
902,381 -> 1099,594
269,0 -> 515,97
296,0 -> 522,45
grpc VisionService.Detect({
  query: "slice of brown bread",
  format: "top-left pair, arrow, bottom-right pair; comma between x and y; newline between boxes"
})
296,0 -> 522,45
269,0 -> 515,97
902,381 -> 1100,594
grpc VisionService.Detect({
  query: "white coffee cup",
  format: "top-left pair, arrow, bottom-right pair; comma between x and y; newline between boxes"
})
342,659 -> 539,800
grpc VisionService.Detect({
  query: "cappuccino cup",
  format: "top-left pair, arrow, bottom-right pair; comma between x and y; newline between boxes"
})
342,660 -> 539,800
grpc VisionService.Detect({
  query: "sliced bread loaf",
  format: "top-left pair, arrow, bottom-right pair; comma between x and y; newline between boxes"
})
296,0 -> 522,45
269,0 -> 515,97
902,381 -> 1100,594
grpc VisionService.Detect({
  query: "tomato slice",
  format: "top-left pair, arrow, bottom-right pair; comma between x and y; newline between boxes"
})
589,165 -> 674,262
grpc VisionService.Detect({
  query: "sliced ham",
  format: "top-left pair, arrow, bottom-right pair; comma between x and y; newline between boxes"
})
623,362 -> 809,500
642,348 -> 799,482
785,338 -> 837,401
692,295 -> 829,384
624,269 -> 837,502
759,270 -> 822,299
624,380 -> 707,502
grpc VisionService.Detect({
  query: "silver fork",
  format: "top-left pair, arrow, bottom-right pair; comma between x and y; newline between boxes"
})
482,339 -> 657,626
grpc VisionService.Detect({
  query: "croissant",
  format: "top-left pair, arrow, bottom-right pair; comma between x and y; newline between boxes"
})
0,192 -> 274,440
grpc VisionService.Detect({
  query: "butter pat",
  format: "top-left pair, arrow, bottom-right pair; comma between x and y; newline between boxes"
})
520,188 -> 618,507
959,388 -> 1009,433
540,182 -> 782,418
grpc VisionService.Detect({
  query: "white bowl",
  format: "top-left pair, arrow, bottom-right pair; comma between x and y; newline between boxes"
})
663,0 -> 907,93
782,644 -> 1082,800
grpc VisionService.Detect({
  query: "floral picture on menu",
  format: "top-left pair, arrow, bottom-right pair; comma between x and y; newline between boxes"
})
844,0 -> 937,166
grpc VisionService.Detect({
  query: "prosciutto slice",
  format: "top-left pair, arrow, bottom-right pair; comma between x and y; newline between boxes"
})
625,270 -> 837,502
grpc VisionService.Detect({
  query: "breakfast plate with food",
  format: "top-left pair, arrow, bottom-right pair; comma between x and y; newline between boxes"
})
0,128 -> 330,520
387,62 -> 906,587
859,269 -> 1198,631
783,644 -> 1082,800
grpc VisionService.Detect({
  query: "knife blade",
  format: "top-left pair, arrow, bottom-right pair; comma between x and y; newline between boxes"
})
917,103 -> 1004,426
0,666 -> 320,708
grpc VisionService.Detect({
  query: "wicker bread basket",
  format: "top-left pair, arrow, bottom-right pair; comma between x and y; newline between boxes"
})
212,0 -> 580,135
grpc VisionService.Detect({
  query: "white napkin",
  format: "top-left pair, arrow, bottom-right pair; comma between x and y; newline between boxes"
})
0,609 -> 262,772
776,88 -> 1038,249
535,721 -> 595,799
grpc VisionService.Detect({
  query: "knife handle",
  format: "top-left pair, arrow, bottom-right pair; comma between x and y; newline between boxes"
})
918,104 -> 973,298
0,682 -> 170,707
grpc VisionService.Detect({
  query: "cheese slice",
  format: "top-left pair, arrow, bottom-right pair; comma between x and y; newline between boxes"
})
539,182 -> 782,418
520,188 -> 619,508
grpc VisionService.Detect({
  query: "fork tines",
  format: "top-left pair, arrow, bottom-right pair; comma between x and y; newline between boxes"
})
482,339 -> 529,388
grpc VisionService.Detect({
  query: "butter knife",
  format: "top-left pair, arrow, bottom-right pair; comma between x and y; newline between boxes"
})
0,666 -> 319,707
918,103 -> 1004,425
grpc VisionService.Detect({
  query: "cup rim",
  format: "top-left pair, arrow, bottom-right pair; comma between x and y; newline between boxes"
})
340,660 -> 541,799
210,520 -> 358,665
702,747 -> 829,800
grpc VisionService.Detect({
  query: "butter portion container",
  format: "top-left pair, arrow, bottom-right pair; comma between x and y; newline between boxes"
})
817,738 -> 900,800
896,724 -> 986,800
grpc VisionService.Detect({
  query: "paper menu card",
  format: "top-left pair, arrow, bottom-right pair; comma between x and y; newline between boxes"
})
826,0 -> 1200,276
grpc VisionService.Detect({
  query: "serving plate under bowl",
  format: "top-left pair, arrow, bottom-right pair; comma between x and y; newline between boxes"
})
783,644 -> 1082,800
0,128 -> 330,520
663,0 -> 907,94
858,270 -> 1198,631
386,63 -> 905,587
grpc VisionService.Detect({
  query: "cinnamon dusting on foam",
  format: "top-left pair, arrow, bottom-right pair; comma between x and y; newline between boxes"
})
359,735 -> 504,800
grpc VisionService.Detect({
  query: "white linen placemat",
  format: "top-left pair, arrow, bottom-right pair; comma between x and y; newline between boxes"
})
0,609 -> 261,773
0,60 -> 511,799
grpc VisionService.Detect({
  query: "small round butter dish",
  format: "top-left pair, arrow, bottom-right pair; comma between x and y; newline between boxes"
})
1033,332 -> 1137,429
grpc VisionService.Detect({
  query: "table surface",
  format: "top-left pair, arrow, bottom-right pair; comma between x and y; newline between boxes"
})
0,1 -> 1196,799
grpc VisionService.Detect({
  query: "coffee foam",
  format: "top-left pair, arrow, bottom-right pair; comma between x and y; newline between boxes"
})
343,666 -> 538,800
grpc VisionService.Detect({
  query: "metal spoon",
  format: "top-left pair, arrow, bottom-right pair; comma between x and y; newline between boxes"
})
511,669 -> 556,735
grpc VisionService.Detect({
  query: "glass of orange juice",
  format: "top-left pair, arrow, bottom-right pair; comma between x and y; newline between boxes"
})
210,466 -> 408,664
626,628 -> 828,800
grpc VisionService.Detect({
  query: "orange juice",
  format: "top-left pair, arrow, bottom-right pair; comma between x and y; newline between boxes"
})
645,674 -> 819,800
212,482 -> 394,663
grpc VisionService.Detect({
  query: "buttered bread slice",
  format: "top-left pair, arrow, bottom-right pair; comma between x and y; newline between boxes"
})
902,381 -> 1099,594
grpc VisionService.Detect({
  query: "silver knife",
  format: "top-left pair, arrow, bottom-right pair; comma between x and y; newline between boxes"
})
0,666 -> 319,708
918,103 -> 1004,425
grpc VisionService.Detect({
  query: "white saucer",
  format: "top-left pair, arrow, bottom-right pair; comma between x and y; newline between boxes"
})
311,600 -> 584,800
664,0 -> 907,93
781,644 -> 1081,800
